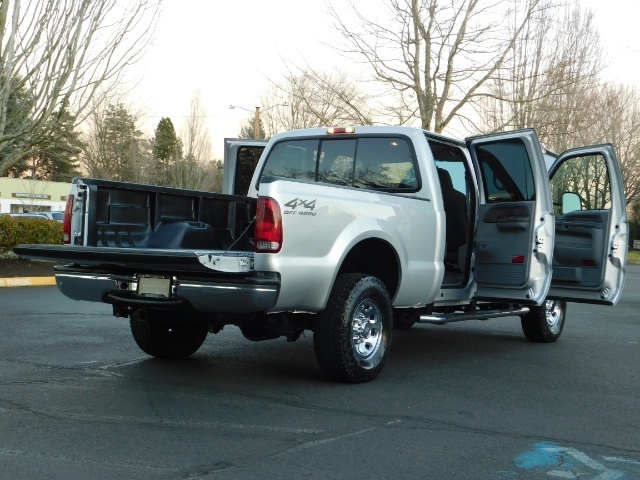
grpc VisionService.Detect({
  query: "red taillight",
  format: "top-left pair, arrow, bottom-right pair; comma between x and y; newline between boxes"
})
63,194 -> 74,244
512,255 -> 525,264
255,197 -> 282,253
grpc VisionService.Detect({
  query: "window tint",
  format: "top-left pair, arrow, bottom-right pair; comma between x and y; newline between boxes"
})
262,140 -> 318,181
318,139 -> 356,186
354,138 -> 417,189
475,140 -> 535,202
260,136 -> 418,191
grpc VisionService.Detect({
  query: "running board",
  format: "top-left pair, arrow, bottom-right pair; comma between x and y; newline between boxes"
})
419,307 -> 530,325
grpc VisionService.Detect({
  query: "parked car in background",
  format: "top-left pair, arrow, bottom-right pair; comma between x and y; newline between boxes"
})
1,212 -> 64,222
34,211 -> 65,222
5,213 -> 53,219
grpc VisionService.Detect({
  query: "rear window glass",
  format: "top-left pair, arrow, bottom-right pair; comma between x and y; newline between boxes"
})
260,136 -> 419,191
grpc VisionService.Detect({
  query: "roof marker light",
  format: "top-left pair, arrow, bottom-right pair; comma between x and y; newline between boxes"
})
327,127 -> 355,134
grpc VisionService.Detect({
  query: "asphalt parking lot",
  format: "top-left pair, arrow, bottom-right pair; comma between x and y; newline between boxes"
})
1,268 -> 639,479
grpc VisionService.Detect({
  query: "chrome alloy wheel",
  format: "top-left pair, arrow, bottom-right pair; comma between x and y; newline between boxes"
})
545,300 -> 563,334
351,298 -> 384,367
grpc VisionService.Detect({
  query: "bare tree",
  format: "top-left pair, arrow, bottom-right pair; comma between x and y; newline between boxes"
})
478,5 -> 603,151
259,67 -> 374,137
476,4 -> 640,206
0,0 -> 160,175
170,91 -> 218,191
582,85 -> 640,206
328,0 -> 549,133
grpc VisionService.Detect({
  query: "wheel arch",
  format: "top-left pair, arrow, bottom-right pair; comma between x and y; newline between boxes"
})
336,237 -> 401,301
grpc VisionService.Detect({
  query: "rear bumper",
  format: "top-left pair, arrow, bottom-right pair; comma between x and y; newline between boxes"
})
54,266 -> 280,314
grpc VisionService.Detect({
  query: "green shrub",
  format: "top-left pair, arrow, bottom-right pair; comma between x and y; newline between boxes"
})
627,249 -> 640,265
0,216 -> 63,253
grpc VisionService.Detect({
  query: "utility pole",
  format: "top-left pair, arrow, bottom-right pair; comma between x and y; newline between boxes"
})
254,106 -> 261,140
229,103 -> 288,139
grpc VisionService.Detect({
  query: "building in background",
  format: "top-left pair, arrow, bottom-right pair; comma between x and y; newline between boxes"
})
0,178 -> 71,214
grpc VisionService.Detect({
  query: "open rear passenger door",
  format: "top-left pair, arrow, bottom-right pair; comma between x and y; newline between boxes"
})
547,144 -> 627,304
467,129 -> 555,305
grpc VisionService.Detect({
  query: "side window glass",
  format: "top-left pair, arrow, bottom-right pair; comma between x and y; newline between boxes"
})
550,154 -> 610,215
234,146 -> 264,196
261,140 -> 318,181
475,140 -> 535,202
354,137 -> 417,190
318,139 -> 356,186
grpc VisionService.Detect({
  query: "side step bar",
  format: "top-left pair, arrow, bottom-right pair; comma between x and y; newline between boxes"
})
419,307 -> 530,325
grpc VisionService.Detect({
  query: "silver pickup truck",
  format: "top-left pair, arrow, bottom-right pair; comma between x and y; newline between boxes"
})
15,126 -> 628,383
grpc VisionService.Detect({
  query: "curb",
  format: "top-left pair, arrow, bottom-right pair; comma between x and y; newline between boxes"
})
0,276 -> 56,288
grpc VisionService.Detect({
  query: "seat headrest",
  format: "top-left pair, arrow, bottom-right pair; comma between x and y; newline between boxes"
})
437,167 -> 454,190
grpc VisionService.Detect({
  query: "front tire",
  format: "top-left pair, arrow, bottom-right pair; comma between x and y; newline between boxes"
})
313,274 -> 393,383
520,300 -> 566,343
393,309 -> 418,330
130,309 -> 209,359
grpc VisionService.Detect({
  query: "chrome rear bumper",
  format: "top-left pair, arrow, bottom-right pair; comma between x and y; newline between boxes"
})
54,267 -> 280,314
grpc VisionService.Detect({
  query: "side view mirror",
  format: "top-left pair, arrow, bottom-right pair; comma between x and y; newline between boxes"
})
562,192 -> 582,214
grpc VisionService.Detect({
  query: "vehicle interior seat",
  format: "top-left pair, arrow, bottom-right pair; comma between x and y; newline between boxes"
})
437,167 -> 468,268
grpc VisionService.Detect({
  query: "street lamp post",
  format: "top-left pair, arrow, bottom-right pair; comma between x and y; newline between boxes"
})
229,102 -> 288,139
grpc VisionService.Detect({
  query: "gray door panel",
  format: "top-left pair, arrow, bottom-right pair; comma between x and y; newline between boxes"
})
475,202 -> 534,287
553,210 -> 609,286
547,145 -> 627,305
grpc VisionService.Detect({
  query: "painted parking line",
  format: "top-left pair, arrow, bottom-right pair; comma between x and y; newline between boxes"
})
0,277 -> 56,288
509,442 -> 640,479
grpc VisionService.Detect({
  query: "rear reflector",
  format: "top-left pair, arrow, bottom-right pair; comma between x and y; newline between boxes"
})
512,255 -> 525,264
63,194 -> 74,244
583,259 -> 596,267
255,197 -> 282,253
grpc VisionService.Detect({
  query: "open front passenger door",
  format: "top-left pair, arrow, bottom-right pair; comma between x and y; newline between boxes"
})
222,139 -> 268,196
547,145 -> 627,305
467,129 -> 555,305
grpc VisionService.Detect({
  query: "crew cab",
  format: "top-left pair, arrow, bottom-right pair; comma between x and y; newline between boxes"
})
15,126 -> 628,383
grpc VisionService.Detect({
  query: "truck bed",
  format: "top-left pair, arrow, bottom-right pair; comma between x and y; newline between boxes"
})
15,178 -> 258,274
78,178 -> 256,250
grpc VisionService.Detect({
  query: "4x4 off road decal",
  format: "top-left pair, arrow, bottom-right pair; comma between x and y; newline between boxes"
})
284,198 -> 317,216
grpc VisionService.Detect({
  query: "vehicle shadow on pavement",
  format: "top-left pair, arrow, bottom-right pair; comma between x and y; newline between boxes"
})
106,322 -> 534,387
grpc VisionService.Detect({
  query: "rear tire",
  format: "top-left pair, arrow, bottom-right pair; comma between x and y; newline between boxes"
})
314,274 -> 393,383
520,300 -> 566,343
130,309 -> 209,359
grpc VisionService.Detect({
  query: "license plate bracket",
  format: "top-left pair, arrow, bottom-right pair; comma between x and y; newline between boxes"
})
137,275 -> 171,298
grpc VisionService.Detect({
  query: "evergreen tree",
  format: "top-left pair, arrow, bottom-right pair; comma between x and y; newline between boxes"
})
23,105 -> 83,182
1,80 -> 34,177
238,116 -> 266,140
101,103 -> 142,181
82,103 -> 142,181
153,117 -> 182,184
